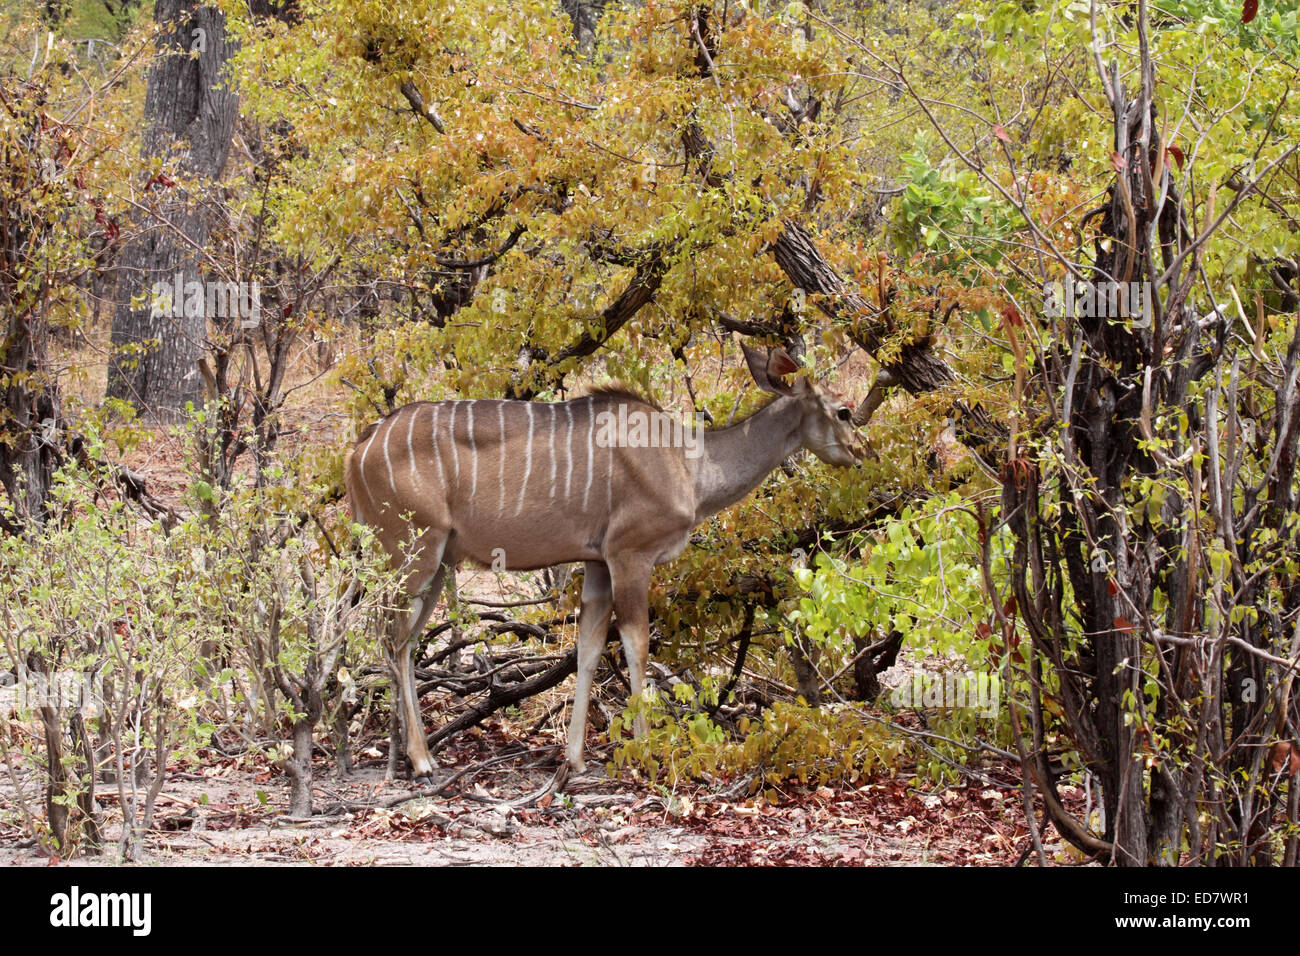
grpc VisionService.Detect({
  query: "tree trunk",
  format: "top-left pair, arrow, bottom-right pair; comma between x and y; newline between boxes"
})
0,94 -> 66,529
333,708 -> 353,778
853,630 -> 904,702
560,0 -> 607,51
789,635 -> 822,707
106,0 -> 237,421
0,315 -> 61,527
285,716 -> 315,818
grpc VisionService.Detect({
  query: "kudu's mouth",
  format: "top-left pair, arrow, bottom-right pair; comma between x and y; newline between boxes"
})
827,437 -> 867,466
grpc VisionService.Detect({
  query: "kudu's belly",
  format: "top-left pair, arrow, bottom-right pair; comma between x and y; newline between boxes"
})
447,505 -> 605,570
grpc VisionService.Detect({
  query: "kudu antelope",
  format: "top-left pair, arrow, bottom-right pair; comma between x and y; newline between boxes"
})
345,346 -> 879,777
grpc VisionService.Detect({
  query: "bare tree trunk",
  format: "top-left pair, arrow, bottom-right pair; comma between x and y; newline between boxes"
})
853,630 -> 903,702
789,635 -> 822,707
106,0 -> 237,420
0,316 -> 61,527
560,0 -> 608,50
0,96 -> 66,529
69,713 -> 103,853
285,716 -> 315,818
332,708 -> 353,778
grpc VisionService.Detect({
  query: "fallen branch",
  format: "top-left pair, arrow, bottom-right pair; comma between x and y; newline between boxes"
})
424,623 -> 620,756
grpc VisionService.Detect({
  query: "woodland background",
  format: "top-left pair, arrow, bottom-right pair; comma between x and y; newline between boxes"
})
1,0 -> 1298,866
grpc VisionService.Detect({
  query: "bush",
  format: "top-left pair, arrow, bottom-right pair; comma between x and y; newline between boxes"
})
611,696 -> 905,799
0,456 -> 400,855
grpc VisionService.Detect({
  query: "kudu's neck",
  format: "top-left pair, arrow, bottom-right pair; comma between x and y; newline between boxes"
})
690,396 -> 803,521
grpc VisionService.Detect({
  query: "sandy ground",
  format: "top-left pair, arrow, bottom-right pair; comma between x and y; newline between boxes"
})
1,705 -> 1073,867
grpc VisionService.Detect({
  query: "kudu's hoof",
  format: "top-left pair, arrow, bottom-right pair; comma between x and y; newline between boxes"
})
408,756 -> 436,784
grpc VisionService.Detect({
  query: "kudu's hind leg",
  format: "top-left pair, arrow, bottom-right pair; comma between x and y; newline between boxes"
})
387,534 -> 449,780
610,561 -> 654,741
565,562 -> 613,773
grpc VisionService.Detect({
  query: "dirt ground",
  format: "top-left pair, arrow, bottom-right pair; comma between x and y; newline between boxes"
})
1,707 -> 1090,866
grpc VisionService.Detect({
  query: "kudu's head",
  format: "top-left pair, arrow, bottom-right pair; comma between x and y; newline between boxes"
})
742,345 -> 869,467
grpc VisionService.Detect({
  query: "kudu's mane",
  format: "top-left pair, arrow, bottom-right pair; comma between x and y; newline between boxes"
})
583,384 -> 662,412
352,386 -> 663,448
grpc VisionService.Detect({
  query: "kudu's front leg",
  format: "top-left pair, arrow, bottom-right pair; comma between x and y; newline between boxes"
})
611,561 -> 654,741
566,562 -> 613,773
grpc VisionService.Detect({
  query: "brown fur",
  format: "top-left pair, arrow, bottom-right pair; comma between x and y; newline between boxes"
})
584,384 -> 663,412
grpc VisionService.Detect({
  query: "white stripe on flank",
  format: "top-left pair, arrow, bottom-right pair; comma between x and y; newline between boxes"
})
517,403 -> 534,516
497,401 -> 506,517
607,437 -> 613,511
406,408 -> 421,491
564,403 -> 574,498
583,396 -> 594,511
547,403 -> 557,499
381,416 -> 397,501
449,402 -> 460,487
431,405 -> 445,486
467,402 -> 477,502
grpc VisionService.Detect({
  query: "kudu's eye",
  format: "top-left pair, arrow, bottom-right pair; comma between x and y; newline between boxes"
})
837,407 -> 852,422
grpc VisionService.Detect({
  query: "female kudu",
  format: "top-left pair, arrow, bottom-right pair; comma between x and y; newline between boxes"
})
346,347 -> 874,777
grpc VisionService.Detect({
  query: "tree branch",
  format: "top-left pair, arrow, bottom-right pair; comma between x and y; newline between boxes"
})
398,80 -> 446,134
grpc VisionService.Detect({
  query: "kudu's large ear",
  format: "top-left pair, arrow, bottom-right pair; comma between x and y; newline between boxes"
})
742,344 -> 800,396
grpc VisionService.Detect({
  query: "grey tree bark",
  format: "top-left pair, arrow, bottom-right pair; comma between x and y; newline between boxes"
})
106,0 -> 237,421
560,0 -> 608,50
